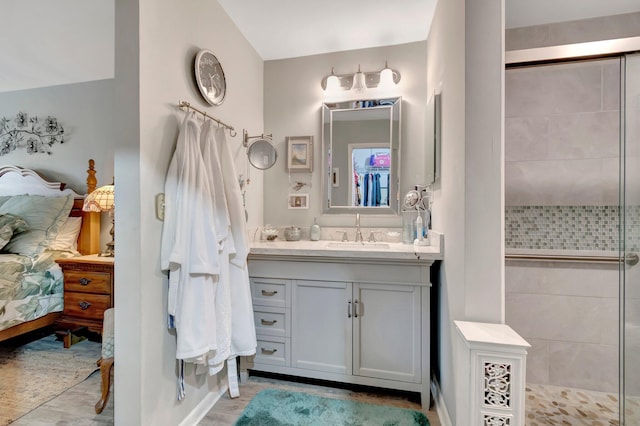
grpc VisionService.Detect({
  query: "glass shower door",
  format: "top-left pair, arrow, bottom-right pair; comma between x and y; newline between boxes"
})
621,52 -> 640,425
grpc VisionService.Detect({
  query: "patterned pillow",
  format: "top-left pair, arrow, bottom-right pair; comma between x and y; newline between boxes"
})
0,194 -> 74,256
0,214 -> 29,250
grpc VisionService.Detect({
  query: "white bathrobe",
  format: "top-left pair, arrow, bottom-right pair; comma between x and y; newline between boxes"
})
216,127 -> 257,357
199,120 -> 232,374
160,114 -> 220,361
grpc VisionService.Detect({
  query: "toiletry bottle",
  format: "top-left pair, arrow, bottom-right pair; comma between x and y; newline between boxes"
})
310,217 -> 321,241
415,212 -> 423,243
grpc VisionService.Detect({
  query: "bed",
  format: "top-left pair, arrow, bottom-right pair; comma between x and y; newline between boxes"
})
0,160 -> 100,342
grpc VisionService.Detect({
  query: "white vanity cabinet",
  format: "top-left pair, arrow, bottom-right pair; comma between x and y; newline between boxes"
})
246,254 -> 436,407
292,280 -> 421,384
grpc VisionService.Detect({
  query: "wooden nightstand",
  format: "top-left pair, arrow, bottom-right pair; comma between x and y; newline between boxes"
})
56,255 -> 114,347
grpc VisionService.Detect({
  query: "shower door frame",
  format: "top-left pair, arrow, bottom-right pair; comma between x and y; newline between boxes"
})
506,36 -> 640,425
620,51 -> 640,426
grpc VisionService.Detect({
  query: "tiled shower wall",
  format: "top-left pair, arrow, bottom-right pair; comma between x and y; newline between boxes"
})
505,58 -> 620,207
505,205 -> 619,251
505,205 -> 640,251
504,36 -> 625,393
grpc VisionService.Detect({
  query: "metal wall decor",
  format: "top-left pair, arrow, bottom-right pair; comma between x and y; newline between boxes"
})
0,112 -> 65,156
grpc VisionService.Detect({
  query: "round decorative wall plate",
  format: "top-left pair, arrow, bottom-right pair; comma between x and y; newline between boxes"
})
194,49 -> 226,106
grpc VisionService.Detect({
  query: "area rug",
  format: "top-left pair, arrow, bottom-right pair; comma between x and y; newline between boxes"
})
0,333 -> 100,425
234,389 -> 430,426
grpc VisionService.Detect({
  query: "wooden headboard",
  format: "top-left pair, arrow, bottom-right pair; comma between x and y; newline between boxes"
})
0,159 -> 101,255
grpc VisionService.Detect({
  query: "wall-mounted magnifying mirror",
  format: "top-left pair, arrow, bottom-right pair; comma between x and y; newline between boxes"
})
244,131 -> 277,170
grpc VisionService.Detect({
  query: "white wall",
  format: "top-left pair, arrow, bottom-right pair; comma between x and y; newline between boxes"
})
263,42 -> 428,229
427,0 -> 505,422
114,0 -> 264,424
426,0 -> 465,420
1,0 -> 114,93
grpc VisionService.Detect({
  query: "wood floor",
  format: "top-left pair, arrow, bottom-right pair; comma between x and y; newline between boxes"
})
10,369 -> 114,425
15,372 -> 440,425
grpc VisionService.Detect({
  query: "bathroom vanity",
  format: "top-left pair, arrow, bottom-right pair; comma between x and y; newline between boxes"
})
244,236 -> 443,407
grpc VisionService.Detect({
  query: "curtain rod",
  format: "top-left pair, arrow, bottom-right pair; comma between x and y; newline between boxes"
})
178,101 -> 237,137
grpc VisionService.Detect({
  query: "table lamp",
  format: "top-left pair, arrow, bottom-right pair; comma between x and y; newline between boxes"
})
83,184 -> 115,257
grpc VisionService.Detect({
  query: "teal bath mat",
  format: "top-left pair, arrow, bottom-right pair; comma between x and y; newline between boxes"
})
234,389 -> 429,426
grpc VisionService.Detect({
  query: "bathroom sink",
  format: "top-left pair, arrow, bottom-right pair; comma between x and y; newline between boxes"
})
325,242 -> 390,249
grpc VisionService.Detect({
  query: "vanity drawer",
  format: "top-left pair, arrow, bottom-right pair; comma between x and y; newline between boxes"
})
251,277 -> 289,308
253,306 -> 288,338
254,336 -> 289,366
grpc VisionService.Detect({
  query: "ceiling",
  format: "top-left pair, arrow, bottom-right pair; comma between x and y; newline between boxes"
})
2,1 -> 639,93
219,0 -> 640,60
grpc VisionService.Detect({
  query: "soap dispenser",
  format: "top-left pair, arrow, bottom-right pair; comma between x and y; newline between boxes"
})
310,217 -> 321,241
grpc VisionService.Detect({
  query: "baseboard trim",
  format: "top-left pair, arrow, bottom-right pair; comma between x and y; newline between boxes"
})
431,376 -> 453,426
178,385 -> 227,426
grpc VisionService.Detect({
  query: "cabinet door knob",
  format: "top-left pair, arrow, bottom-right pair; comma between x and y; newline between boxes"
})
260,319 -> 277,326
347,300 -> 352,318
261,348 -> 278,355
354,299 -> 359,318
261,290 -> 278,297
79,277 -> 92,286
78,301 -> 92,310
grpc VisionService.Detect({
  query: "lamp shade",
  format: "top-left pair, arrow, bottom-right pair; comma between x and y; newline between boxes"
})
351,70 -> 366,92
83,184 -> 115,212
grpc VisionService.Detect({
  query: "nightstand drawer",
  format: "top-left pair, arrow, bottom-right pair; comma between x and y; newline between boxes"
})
64,270 -> 111,294
64,292 -> 111,320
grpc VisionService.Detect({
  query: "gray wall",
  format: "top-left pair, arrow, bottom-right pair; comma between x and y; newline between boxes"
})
263,42 -> 427,229
0,79 -> 115,192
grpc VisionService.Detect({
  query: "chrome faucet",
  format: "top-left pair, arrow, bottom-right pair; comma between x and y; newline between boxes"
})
355,213 -> 364,243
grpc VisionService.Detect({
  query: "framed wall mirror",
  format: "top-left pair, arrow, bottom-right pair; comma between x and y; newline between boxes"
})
424,92 -> 442,184
322,97 -> 401,214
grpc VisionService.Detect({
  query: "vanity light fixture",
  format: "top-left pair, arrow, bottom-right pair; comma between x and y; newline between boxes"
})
320,61 -> 401,92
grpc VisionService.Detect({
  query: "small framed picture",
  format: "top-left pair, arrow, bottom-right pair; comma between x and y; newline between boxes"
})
286,136 -> 313,172
288,193 -> 309,209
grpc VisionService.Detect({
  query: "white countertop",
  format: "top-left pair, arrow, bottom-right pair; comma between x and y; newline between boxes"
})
455,320 -> 530,348
249,231 -> 443,264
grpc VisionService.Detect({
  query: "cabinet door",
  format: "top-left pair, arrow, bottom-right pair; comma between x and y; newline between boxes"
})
291,280 -> 352,375
353,283 -> 421,383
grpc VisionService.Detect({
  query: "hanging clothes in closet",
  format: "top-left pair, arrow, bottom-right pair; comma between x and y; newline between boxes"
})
161,112 -> 256,400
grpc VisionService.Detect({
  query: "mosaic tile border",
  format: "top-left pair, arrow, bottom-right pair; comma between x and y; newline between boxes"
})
505,205 -> 640,251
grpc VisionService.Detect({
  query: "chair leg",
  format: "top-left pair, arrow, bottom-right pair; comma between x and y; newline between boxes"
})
95,357 -> 114,414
